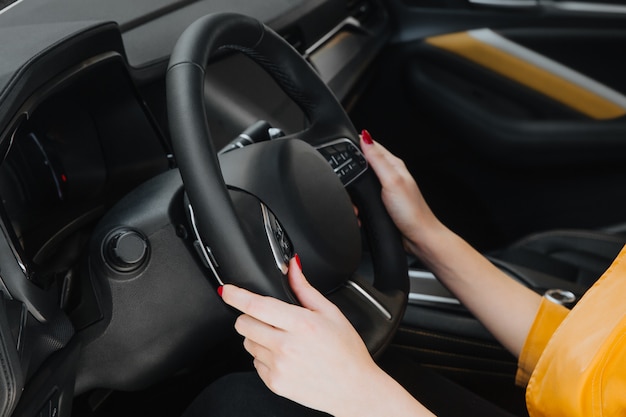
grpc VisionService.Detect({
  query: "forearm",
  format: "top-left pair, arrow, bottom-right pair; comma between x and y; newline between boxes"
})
406,223 -> 542,357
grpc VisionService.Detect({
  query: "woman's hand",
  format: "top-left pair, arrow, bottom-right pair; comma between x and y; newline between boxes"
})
359,130 -> 444,255
221,257 -> 378,415
221,256 -> 434,417
360,130 -> 542,357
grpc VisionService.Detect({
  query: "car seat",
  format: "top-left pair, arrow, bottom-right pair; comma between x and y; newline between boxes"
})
489,227 -> 626,302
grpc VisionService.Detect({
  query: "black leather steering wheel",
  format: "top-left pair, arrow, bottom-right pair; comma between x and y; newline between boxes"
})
166,12 -> 408,356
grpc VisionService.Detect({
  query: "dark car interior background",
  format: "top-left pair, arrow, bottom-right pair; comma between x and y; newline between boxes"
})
1,0 -> 626,416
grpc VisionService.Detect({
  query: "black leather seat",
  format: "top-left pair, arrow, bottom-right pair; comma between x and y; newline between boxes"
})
489,228 -> 626,301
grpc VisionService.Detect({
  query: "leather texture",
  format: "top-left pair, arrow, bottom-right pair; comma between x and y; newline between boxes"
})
425,29 -> 626,120
407,30 -> 626,167
493,229 -> 626,290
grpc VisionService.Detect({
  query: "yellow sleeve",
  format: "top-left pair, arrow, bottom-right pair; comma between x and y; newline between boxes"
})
515,297 -> 569,386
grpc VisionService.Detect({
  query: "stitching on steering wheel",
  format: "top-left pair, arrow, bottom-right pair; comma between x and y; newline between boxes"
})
219,44 -> 316,113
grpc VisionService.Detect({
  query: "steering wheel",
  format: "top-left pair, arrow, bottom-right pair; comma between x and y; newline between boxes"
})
166,12 -> 408,356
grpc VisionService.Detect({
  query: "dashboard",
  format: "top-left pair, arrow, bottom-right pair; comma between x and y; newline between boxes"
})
0,58 -> 170,273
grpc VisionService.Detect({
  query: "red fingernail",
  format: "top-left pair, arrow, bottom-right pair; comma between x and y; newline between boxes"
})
294,253 -> 302,271
361,129 -> 373,145
217,286 -> 223,297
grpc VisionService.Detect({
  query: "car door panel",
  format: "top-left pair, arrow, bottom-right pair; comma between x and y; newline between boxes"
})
349,0 -> 626,248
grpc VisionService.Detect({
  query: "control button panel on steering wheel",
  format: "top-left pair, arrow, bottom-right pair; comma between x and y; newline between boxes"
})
261,203 -> 294,275
316,139 -> 368,186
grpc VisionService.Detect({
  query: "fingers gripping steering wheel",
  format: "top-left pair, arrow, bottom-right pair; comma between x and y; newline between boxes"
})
166,12 -> 408,356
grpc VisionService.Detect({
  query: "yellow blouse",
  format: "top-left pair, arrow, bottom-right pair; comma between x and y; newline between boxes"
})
516,245 -> 626,416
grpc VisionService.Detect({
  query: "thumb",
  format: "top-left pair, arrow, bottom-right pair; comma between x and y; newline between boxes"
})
288,255 -> 334,312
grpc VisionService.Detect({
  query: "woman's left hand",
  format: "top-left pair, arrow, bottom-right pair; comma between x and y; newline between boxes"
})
220,256 -> 382,416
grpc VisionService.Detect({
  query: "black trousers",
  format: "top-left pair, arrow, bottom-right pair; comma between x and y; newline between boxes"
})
182,354 -> 521,417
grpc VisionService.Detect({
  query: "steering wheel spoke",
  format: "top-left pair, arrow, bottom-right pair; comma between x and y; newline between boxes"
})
327,276 -> 406,355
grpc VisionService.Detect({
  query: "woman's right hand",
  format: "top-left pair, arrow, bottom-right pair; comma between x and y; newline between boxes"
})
360,131 -> 543,357
359,130 -> 444,254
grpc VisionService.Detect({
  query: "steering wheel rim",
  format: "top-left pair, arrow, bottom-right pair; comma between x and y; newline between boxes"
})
166,12 -> 408,356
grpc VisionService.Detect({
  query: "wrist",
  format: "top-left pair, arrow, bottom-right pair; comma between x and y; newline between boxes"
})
332,366 -> 435,417
404,217 -> 451,260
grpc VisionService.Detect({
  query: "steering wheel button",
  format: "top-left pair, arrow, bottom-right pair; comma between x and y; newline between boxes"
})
261,203 -> 294,274
280,237 -> 292,254
193,241 -> 211,269
316,139 -> 369,186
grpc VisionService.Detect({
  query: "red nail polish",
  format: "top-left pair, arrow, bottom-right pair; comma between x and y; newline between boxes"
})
294,253 -> 302,271
217,286 -> 223,297
361,129 -> 374,145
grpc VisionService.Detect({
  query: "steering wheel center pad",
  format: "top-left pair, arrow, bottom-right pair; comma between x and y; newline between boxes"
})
220,138 -> 361,294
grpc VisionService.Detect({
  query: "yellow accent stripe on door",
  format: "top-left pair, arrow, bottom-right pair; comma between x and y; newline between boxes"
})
425,31 -> 626,120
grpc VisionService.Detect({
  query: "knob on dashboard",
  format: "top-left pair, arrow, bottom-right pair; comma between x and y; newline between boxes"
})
104,229 -> 149,273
